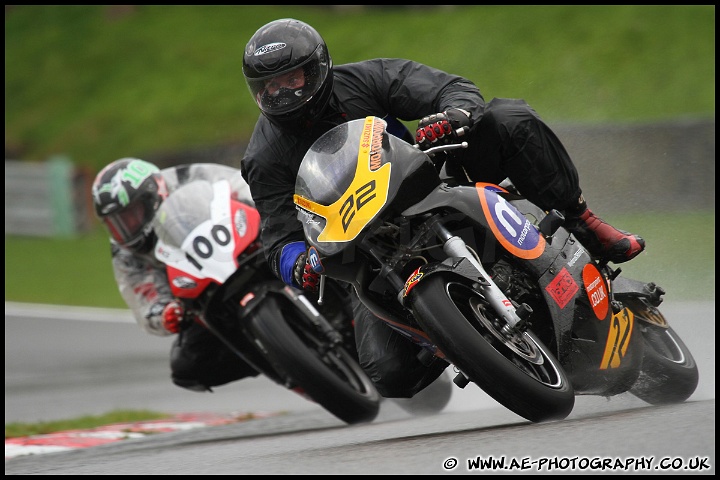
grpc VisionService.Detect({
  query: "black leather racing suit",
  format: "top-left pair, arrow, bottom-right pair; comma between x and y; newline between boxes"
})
241,58 -> 582,398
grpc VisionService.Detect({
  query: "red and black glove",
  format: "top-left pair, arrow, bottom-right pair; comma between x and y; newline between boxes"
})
293,252 -> 320,292
415,108 -> 472,151
161,300 -> 185,334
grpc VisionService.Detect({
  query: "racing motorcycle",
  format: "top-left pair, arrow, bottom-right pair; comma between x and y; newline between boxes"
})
152,178 -> 380,425
292,116 -> 699,423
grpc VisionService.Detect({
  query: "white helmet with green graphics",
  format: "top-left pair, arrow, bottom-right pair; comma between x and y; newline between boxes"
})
92,158 -> 167,253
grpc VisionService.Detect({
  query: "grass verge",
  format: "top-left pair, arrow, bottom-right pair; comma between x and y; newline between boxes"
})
5,210 -> 715,308
5,409 -> 170,439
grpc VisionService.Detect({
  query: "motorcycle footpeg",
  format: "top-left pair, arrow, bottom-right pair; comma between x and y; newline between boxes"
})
643,282 -> 665,306
453,372 -> 471,389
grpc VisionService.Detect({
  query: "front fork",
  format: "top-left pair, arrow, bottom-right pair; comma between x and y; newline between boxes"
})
427,217 -> 532,335
316,215 -> 533,335
282,285 -> 343,346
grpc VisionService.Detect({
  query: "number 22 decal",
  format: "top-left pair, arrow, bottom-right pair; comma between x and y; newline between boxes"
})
339,180 -> 376,232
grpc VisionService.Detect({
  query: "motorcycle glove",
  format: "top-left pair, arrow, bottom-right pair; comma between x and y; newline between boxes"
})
161,300 -> 185,334
293,251 -> 320,293
415,108 -> 472,150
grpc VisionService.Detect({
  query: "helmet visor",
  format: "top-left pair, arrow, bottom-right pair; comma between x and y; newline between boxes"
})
103,199 -> 151,247
246,46 -> 330,116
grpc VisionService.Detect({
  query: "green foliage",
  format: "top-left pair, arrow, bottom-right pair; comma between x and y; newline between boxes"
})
600,212 -> 715,302
5,227 -> 127,308
3,6 -> 715,307
5,410 -> 169,439
5,5 -> 715,170
4,212 -> 715,308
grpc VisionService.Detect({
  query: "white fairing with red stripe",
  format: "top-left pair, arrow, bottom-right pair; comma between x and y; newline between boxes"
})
153,179 -> 260,299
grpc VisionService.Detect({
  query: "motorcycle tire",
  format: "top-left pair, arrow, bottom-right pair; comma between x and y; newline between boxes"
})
247,294 -> 381,425
411,272 -> 575,423
629,323 -> 699,405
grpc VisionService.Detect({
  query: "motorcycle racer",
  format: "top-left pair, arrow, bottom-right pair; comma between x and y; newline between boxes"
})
92,158 -> 259,392
240,19 -> 646,399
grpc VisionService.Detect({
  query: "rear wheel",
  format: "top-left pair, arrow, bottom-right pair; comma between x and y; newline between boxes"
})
629,323 -> 699,405
411,273 -> 574,423
248,295 -> 380,425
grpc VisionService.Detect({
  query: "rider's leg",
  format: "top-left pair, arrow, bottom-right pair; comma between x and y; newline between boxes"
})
460,97 -> 645,264
170,322 -> 259,392
352,296 -> 448,398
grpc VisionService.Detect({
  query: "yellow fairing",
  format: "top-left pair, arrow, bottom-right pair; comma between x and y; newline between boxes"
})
293,117 -> 391,243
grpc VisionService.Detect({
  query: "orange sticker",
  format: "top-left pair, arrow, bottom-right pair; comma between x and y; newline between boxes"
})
583,263 -> 609,320
545,267 -> 579,309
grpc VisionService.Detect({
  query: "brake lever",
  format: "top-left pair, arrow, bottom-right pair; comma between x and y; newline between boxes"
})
413,141 -> 468,156
317,275 -> 326,306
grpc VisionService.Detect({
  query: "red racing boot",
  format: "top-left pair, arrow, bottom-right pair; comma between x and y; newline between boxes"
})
565,196 -> 646,264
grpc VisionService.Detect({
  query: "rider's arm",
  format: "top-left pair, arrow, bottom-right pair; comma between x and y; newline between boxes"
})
246,174 -> 306,286
110,243 -> 176,336
241,122 -> 309,285
336,58 -> 485,124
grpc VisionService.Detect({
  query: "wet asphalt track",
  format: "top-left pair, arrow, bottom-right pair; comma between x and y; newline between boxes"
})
4,301 -> 715,474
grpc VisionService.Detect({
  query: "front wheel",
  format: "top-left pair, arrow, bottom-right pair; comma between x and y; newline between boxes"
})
411,273 -> 574,423
248,295 -> 380,425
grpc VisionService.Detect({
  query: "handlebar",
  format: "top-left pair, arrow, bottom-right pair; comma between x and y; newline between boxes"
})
413,141 -> 469,156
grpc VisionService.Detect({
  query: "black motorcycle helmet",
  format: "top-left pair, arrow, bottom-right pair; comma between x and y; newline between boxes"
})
91,158 -> 167,254
243,18 -> 333,130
